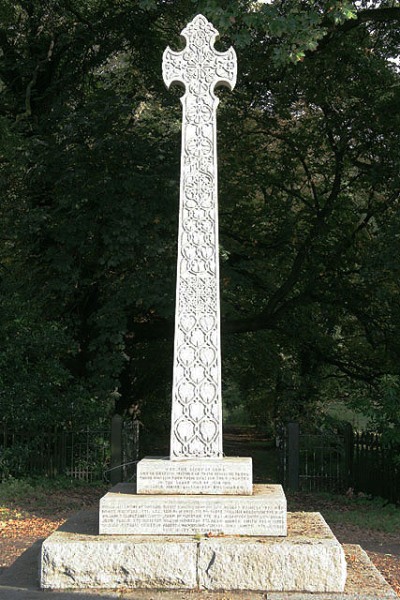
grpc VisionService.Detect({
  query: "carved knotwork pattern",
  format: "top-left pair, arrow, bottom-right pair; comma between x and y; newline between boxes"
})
163,15 -> 236,458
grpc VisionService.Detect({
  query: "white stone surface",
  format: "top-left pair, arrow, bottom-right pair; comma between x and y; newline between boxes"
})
198,512 -> 347,592
99,484 -> 286,536
136,456 -> 253,495
41,538 -> 197,590
40,510 -> 349,593
163,15 -> 237,459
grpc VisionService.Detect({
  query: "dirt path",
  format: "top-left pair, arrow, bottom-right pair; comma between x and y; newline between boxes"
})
0,485 -> 106,575
330,522 -> 400,596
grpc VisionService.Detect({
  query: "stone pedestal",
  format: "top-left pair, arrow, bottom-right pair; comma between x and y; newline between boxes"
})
41,510 -> 346,592
100,483 -> 286,536
137,456 -> 253,495
198,512 -> 346,592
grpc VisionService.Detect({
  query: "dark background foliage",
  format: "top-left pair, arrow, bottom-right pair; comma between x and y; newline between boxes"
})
1,0 -> 399,445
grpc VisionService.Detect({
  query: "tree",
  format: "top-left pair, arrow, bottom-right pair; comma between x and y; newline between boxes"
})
1,0 -> 399,439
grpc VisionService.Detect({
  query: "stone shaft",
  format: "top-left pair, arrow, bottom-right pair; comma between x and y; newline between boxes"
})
162,15 -> 237,459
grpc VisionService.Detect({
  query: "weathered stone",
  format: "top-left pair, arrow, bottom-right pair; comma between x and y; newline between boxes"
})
136,456 -> 253,495
40,512 -> 197,590
40,510 -> 352,593
3,530 -> 394,597
41,539 -> 198,590
163,14 -> 237,459
198,513 -> 347,592
267,545 -> 398,600
99,483 -> 287,536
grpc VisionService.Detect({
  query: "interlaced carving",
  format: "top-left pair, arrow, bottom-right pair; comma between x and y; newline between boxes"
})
163,15 -> 237,458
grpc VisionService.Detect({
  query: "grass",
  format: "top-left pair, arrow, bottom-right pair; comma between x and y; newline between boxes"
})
323,497 -> 400,534
288,491 -> 400,534
0,476 -> 107,518
0,476 -> 102,500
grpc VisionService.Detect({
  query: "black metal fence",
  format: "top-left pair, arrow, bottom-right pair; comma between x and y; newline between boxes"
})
3,419 -> 399,502
279,423 -> 351,493
108,415 -> 140,484
279,422 -> 400,504
0,419 -> 140,483
352,431 -> 400,504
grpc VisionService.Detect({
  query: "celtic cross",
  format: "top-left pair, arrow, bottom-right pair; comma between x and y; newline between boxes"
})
163,14 -> 237,459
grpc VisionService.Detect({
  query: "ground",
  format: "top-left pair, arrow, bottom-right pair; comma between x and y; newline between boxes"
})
0,484 -> 106,572
1,483 -> 399,596
0,430 -> 399,596
288,493 -> 400,597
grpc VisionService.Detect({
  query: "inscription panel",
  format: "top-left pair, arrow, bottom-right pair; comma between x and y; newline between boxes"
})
99,485 -> 287,536
137,457 -> 252,495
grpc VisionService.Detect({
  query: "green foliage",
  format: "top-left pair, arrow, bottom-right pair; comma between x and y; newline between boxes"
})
0,0 -> 400,441
0,294 -> 96,430
0,476 -> 89,503
0,477 -> 108,518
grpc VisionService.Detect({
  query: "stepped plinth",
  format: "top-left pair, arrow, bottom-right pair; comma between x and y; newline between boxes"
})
41,510 -> 346,592
39,15 -> 396,598
100,483 -> 287,536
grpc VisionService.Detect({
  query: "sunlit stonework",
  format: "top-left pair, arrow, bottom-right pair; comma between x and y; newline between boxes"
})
163,14 -> 237,458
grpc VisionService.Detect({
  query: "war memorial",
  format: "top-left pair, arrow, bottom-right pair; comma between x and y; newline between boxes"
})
39,15 -> 397,598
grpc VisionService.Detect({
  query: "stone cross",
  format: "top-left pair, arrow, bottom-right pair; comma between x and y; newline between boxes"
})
163,14 -> 237,459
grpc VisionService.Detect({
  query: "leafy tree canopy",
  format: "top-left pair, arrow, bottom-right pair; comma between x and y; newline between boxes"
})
1,0 -> 399,441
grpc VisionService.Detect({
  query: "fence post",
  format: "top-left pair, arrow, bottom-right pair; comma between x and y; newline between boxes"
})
122,418 -> 140,481
60,430 -> 67,476
133,419 -> 140,461
0,424 -> 5,481
343,423 -> 354,490
110,414 -> 123,485
287,422 -> 300,492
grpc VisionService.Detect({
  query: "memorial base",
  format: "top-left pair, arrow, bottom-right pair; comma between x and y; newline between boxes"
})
99,483 -> 286,536
41,511 -> 347,592
137,456 -> 253,495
